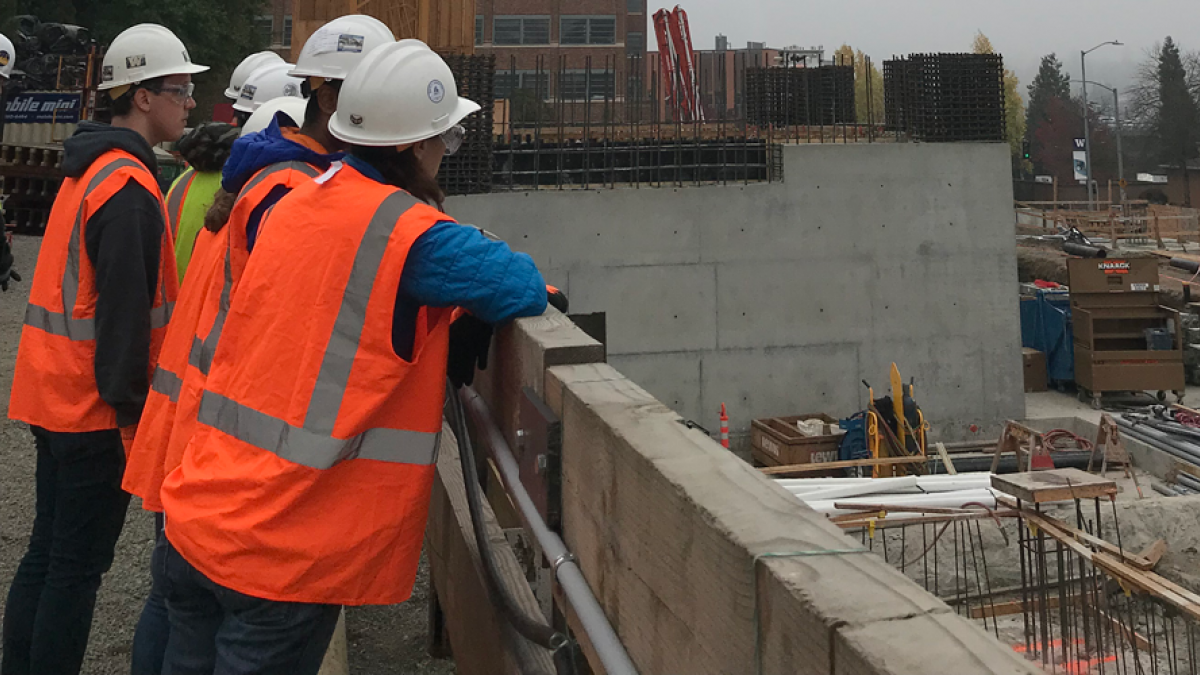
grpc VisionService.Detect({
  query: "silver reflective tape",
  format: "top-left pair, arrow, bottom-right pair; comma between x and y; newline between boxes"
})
61,158 -> 143,341
188,336 -> 207,374
151,365 -> 183,403
23,303 -> 95,340
166,168 -> 196,238
236,161 -> 320,202
150,301 -> 174,330
198,390 -> 439,469
303,191 -> 419,433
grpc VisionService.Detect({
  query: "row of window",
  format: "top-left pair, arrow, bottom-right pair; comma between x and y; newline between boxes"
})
495,70 -> 616,101
475,16 -> 642,49
255,15 -> 292,48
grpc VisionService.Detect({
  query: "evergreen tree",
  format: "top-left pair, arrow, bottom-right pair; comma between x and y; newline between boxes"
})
1024,54 -> 1072,173
1154,37 -> 1200,206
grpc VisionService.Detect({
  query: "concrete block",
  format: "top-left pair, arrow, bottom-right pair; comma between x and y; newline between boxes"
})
569,264 -> 718,355
447,189 -> 702,268
700,344 -> 860,434
716,260 -> 873,350
609,351 -> 703,423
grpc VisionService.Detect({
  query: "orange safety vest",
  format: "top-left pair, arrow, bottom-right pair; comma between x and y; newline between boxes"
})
165,167 -> 196,241
10,149 -> 177,432
125,160 -> 321,512
162,162 -> 452,605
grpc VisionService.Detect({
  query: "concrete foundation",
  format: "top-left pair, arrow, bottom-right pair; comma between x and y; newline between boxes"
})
448,142 -> 1022,441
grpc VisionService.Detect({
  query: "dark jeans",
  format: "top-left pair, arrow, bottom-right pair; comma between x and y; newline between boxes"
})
1,426 -> 131,675
160,540 -> 341,675
131,513 -> 170,675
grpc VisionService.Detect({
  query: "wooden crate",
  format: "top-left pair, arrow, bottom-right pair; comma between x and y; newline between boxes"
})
292,0 -> 476,61
1022,348 -> 1047,393
750,414 -> 842,469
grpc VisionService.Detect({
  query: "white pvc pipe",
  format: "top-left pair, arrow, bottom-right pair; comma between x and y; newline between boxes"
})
793,476 -> 919,502
775,472 -> 994,488
802,488 -> 1000,516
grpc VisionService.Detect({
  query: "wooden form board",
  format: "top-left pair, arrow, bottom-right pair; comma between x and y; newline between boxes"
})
425,427 -> 555,675
292,0 -> 476,59
990,468 -> 1117,503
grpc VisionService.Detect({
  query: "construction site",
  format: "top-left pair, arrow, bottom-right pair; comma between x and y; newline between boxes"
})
4,0 -> 1200,674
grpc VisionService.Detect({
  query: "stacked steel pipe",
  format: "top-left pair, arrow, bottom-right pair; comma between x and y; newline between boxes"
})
1116,412 -> 1200,494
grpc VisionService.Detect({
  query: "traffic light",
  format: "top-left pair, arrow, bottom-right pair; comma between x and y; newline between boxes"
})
1022,139 -> 1031,160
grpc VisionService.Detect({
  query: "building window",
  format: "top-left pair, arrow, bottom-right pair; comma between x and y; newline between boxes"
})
560,16 -> 616,45
627,31 -> 645,54
283,15 -> 293,47
627,0 -> 643,13
495,71 -> 551,99
475,15 -> 484,45
559,70 -> 615,100
255,15 -> 274,47
493,16 -> 550,45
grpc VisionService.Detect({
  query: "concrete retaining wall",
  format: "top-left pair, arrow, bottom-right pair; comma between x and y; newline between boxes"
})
447,142 -> 1023,442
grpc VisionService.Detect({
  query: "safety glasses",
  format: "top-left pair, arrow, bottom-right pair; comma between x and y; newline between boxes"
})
154,82 -> 195,104
440,124 -> 465,156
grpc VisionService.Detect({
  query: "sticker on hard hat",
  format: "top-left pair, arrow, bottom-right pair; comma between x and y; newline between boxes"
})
349,114 -> 363,126
126,54 -> 147,69
102,65 -> 113,81
0,51 -> 10,67
337,34 -> 364,53
283,83 -> 300,97
240,84 -> 257,101
428,80 -> 445,104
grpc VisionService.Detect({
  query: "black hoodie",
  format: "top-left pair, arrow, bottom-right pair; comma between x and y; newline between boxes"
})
62,121 -> 165,428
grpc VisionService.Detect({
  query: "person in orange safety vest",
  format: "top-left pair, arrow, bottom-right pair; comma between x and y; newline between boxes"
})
122,15 -> 397,675
3,23 -> 207,675
156,40 -> 560,673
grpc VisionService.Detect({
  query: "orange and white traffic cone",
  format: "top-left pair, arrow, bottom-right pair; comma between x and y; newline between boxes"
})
719,403 -> 730,449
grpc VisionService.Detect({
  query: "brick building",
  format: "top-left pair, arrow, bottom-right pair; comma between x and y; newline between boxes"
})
475,0 -> 647,105
258,0 -> 294,59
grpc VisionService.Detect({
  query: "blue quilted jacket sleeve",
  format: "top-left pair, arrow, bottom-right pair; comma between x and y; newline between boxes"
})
400,221 -> 547,324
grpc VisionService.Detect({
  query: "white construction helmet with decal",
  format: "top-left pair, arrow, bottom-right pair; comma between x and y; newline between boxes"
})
240,96 -> 310,137
329,39 -> 480,147
289,14 -> 395,82
233,62 -> 305,113
98,24 -> 208,92
225,51 -> 284,100
0,33 -> 15,80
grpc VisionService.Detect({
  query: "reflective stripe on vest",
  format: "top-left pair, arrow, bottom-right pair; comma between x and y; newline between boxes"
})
23,158 -> 173,340
151,365 -> 183,403
166,168 -> 196,240
195,191 -> 437,469
187,161 -> 321,376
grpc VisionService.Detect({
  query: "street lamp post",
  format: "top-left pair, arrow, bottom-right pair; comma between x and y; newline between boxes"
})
1074,80 -> 1126,206
1081,41 -> 1122,210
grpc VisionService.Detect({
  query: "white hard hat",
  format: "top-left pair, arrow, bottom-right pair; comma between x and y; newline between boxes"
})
99,24 -> 208,91
329,40 -> 480,147
233,62 -> 304,113
226,51 -> 285,100
240,96 -> 309,137
0,33 -> 15,80
289,14 -> 395,82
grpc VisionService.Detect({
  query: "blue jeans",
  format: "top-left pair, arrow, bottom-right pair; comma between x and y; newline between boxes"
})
159,540 -> 341,675
131,513 -> 170,675
1,427 -> 130,675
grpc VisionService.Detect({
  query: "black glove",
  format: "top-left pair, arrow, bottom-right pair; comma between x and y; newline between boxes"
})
548,287 -> 569,313
447,314 -> 494,389
0,235 -> 19,292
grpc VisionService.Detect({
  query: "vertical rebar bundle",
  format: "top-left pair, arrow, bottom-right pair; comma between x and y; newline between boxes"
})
883,53 -> 1005,142
440,53 -> 495,196
744,65 -> 855,127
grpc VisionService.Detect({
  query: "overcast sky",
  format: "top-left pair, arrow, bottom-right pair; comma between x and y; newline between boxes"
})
663,0 -> 1197,95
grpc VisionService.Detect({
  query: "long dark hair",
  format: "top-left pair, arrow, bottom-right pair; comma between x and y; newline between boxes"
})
204,188 -> 236,232
349,145 -> 444,210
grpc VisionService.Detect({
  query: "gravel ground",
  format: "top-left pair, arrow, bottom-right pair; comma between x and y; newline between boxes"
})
0,234 -> 456,674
